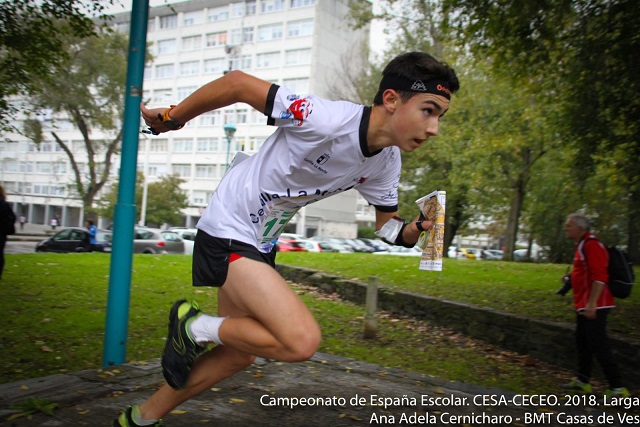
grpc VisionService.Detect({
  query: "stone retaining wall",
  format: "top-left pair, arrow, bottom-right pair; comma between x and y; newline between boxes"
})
277,264 -> 640,386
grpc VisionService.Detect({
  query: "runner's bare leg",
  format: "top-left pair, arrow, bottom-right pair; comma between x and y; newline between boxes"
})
138,257 -> 321,420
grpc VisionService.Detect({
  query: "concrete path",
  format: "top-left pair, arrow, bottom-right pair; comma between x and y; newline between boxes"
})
0,353 -> 632,426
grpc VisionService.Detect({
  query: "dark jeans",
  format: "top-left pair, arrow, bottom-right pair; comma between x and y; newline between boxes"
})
0,234 -> 6,279
575,308 -> 622,388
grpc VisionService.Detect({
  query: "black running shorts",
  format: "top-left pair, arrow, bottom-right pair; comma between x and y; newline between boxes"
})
192,229 -> 277,287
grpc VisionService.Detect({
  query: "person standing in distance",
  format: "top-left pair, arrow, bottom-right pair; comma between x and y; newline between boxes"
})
113,51 -> 459,427
85,220 -> 98,252
562,213 -> 629,398
0,186 -> 16,279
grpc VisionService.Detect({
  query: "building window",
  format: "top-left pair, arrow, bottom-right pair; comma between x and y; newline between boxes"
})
285,48 -> 311,66
243,27 -> 255,43
283,78 -> 309,94
150,140 -> 168,152
192,191 -> 213,205
199,111 -> 222,126
204,58 -> 226,74
155,64 -> 174,79
258,23 -> 283,42
183,10 -> 203,26
195,165 -> 216,178
147,18 -> 155,32
36,162 -> 51,174
172,164 -> 192,177
182,35 -> 202,51
153,88 -> 173,103
180,61 -> 200,76
233,108 -> 248,124
206,31 -> 228,47
177,86 -> 197,101
288,19 -> 314,37
52,162 -> 67,174
230,27 -> 254,45
246,0 -> 257,15
20,162 -> 34,173
172,138 -> 193,153
290,0 -> 315,7
230,55 -> 252,71
208,6 -> 229,22
261,0 -> 285,13
2,160 -> 18,172
159,15 -> 177,29
196,138 -> 220,152
256,52 -> 280,69
146,164 -> 167,177
157,39 -> 177,54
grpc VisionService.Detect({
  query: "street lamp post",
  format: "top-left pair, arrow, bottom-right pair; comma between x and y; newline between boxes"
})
223,123 -> 237,170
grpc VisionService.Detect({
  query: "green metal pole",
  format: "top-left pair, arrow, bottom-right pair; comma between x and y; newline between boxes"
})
103,0 -> 149,367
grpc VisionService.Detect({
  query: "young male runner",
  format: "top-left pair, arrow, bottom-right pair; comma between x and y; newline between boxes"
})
114,51 -> 459,426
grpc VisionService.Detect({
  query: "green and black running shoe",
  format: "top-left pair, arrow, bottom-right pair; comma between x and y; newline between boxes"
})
113,406 -> 162,426
162,299 -> 206,389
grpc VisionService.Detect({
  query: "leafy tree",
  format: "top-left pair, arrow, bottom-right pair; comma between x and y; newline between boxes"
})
98,174 -> 188,227
0,0 -> 115,128
22,28 -> 150,221
441,0 -> 640,261
346,1 -> 477,253
144,175 -> 189,227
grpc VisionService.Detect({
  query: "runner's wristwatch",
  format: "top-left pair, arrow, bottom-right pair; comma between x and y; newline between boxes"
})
416,220 -> 426,232
162,105 -> 184,130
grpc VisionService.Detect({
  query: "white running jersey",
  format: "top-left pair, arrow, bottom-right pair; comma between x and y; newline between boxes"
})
197,85 -> 401,252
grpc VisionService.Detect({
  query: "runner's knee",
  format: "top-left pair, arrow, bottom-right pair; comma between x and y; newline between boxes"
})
281,327 -> 321,362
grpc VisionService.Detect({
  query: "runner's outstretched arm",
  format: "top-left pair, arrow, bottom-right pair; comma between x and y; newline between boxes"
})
140,70 -> 272,133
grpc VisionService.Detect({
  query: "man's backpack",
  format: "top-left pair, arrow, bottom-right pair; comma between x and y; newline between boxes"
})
582,237 -> 635,299
606,245 -> 635,299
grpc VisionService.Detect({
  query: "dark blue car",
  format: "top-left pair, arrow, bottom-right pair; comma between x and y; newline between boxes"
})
35,227 -> 112,253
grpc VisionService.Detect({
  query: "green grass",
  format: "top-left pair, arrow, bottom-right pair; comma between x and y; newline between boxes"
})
276,252 -> 640,339
1,252 -> 636,395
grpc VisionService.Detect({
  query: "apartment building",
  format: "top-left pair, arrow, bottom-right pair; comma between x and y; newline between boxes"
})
0,0 -> 376,237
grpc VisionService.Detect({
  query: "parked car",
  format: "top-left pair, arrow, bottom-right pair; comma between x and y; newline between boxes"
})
275,238 -> 308,252
372,246 -> 422,256
448,246 -> 462,258
458,248 -> 481,259
310,236 -> 354,253
513,249 -> 530,261
35,227 -> 112,253
298,239 -> 339,253
360,238 -> 390,252
482,249 -> 504,260
169,227 -> 198,255
280,232 -> 305,242
134,228 -> 184,254
342,238 -> 375,253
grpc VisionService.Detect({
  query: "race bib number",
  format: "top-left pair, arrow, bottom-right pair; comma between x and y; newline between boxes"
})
257,206 -> 299,251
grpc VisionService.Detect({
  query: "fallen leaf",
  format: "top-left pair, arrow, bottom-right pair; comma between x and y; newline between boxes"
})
170,410 -> 187,415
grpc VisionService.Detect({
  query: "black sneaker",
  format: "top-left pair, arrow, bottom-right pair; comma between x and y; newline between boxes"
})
113,406 -> 162,426
162,299 -> 207,389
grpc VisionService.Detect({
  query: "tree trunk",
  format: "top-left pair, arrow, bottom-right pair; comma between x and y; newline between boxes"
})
628,186 -> 640,264
503,177 -> 526,261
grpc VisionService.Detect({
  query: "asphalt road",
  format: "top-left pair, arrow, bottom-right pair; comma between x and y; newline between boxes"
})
5,241 -> 39,254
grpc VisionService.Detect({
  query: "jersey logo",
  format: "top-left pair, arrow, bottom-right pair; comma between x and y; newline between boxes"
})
316,153 -> 330,165
287,98 -> 313,126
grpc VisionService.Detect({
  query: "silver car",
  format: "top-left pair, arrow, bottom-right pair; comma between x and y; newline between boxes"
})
134,228 -> 184,254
